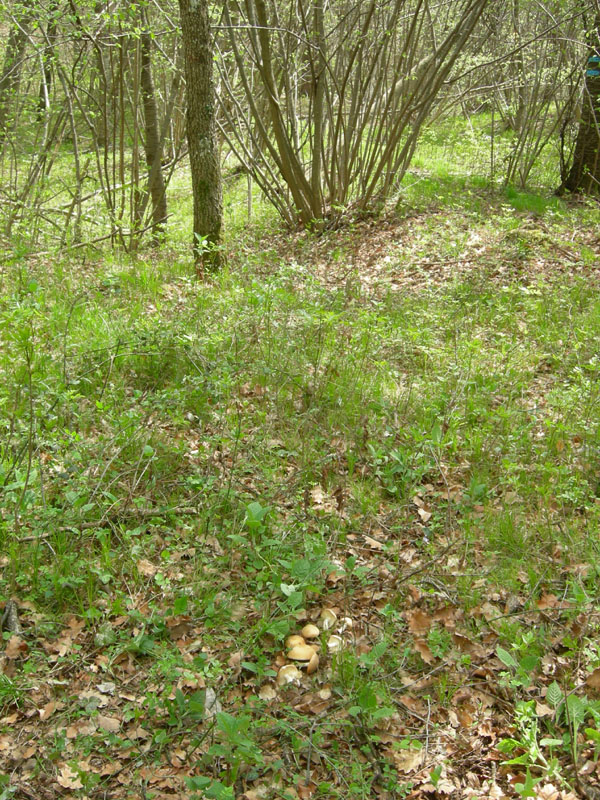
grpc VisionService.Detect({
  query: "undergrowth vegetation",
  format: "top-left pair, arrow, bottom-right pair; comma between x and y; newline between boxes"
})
1,124 -> 600,798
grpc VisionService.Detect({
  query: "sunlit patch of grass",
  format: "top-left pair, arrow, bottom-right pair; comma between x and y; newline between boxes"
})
503,185 -> 562,215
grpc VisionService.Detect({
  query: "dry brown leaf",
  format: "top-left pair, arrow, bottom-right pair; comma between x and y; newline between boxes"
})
126,724 -> 150,740
294,693 -> 330,715
57,764 -> 83,789
399,694 -> 427,716
537,593 -> 558,610
80,690 -> 109,708
432,606 -> 458,628
363,535 -> 384,551
586,668 -> 600,689
39,701 -> 55,721
392,746 -> 425,773
407,585 -> 422,603
66,719 -> 97,738
427,777 -> 456,794
453,688 -> 474,704
406,609 -> 432,634
456,708 -> 473,727
97,714 -> 121,732
447,709 -> 460,728
535,702 -> 554,717
4,635 -> 26,660
413,638 -> 434,664
452,633 -> 486,660
309,486 -> 337,513
66,616 -> 85,636
417,507 -> 432,523
535,784 -> 560,800
258,684 -> 277,701
421,775 -> 456,794
326,570 -> 344,586
228,650 -> 243,675
479,601 -> 500,621
96,681 -> 116,695
137,559 -> 158,577
296,781 -> 317,799
44,635 -> 72,659
100,760 -> 123,776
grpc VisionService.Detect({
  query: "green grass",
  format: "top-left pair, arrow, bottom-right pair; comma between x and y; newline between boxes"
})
1,122 -> 600,797
0,109 -> 578,254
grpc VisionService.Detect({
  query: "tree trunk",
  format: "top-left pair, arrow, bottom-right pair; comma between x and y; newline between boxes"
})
178,0 -> 223,270
140,25 -> 167,245
37,0 -> 59,118
0,0 -> 33,148
562,17 -> 600,194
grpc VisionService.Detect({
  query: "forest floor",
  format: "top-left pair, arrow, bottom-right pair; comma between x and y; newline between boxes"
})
1,176 -> 600,800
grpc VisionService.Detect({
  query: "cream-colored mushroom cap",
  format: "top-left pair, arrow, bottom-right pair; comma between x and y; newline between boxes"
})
285,634 -> 305,649
301,624 -> 320,639
306,651 -> 319,674
319,609 -> 337,630
276,664 -> 303,686
287,643 -> 317,661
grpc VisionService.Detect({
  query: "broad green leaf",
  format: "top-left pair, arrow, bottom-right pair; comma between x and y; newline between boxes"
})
372,707 -> 395,720
496,646 -> 518,669
546,681 -> 563,707
504,753 -> 530,765
430,765 -> 442,787
520,654 -> 539,672
567,695 -> 586,728
497,738 -> 520,753
514,768 -> 541,798
357,685 -> 378,712
204,780 -> 235,800
265,620 -> 289,638
173,595 -> 188,615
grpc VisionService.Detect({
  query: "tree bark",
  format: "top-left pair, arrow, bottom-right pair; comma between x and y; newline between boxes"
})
178,0 -> 223,270
140,25 -> 167,244
562,16 -> 600,194
37,0 -> 59,118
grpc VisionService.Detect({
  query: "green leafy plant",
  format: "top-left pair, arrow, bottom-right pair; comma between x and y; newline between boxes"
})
497,700 -> 561,781
496,639 -> 540,691
187,711 -> 265,797
186,775 -> 234,800
244,501 -> 270,539
163,688 -> 206,727
348,684 -> 395,724
0,773 -> 18,800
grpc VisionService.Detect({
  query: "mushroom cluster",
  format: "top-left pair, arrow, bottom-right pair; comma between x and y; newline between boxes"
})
276,609 -> 353,687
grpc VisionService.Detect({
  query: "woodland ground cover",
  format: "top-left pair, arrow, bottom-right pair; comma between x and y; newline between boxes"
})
1,123 -> 600,799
